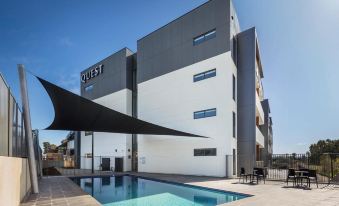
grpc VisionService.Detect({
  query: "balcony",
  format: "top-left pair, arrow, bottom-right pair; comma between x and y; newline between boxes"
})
256,90 -> 265,125
256,126 -> 265,148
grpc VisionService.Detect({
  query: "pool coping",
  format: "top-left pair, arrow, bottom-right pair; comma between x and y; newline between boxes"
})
69,173 -> 253,200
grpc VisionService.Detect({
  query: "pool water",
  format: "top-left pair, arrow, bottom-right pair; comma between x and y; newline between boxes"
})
71,175 -> 248,206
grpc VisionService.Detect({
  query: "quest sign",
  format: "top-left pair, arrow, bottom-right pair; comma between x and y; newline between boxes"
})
81,64 -> 104,83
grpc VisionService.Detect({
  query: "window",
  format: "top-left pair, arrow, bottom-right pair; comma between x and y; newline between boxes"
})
85,131 -> 93,136
193,29 -> 216,46
233,149 -> 236,175
233,112 -> 236,138
85,84 -> 94,92
231,35 -> 237,65
232,74 -> 236,101
194,69 -> 216,82
194,108 -> 216,119
194,148 -> 217,156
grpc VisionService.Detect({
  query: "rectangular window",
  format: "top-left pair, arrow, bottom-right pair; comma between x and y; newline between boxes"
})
233,112 -> 236,138
194,148 -> 217,156
193,69 -> 216,82
85,84 -> 94,92
232,74 -> 236,101
193,29 -> 216,45
231,35 -> 237,65
85,131 -> 93,136
194,108 -> 216,119
233,149 -> 236,175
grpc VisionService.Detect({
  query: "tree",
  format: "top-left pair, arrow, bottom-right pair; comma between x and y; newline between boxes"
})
309,139 -> 339,163
43,142 -> 50,154
42,142 -> 57,154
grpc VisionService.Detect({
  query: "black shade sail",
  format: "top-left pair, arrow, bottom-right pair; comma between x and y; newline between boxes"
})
37,76 -> 205,138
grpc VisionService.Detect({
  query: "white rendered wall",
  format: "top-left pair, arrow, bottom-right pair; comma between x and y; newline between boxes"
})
80,89 -> 132,172
138,52 -> 237,177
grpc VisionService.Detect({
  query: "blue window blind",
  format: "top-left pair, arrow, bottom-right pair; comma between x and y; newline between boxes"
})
85,84 -> 94,92
194,148 -> 217,156
193,69 -> 216,82
193,29 -> 216,46
194,108 -> 216,119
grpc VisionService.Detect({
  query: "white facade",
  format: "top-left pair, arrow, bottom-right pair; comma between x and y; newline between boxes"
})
80,89 -> 133,172
137,52 -> 237,177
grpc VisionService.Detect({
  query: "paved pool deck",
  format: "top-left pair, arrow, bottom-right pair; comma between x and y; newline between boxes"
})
131,172 -> 339,206
21,172 -> 339,206
20,176 -> 100,206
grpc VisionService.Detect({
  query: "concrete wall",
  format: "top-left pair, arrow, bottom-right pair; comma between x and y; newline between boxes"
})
138,52 -> 237,177
137,0 -> 232,84
236,27 -> 257,173
80,89 -> 132,172
0,156 -> 31,206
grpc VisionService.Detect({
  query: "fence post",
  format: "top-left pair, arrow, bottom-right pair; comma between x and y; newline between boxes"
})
330,155 -> 334,179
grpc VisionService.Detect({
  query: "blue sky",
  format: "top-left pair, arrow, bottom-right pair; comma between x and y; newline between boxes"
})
1,0 -> 338,153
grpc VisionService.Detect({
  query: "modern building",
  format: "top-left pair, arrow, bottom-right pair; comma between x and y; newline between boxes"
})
77,0 -> 273,177
79,48 -> 136,172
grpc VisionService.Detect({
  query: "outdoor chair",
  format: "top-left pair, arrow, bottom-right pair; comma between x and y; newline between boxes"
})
296,168 -> 309,185
239,167 -> 252,183
252,167 -> 265,184
307,169 -> 318,188
286,169 -> 296,186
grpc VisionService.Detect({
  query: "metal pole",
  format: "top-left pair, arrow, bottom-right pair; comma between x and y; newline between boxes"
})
18,64 -> 39,193
330,156 -> 334,179
92,132 -> 94,174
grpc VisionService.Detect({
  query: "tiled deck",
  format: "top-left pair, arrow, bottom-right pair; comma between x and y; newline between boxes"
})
20,176 -> 100,206
21,172 -> 339,206
131,172 -> 339,206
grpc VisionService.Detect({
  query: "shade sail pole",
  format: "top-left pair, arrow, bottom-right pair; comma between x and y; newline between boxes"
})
18,65 -> 39,193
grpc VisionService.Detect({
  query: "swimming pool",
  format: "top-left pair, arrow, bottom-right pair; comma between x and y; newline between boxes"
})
71,175 -> 248,206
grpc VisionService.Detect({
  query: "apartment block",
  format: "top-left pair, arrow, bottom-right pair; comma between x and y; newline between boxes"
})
77,0 -> 273,177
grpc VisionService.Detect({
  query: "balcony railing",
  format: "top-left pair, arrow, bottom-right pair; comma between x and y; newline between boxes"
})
256,126 -> 265,147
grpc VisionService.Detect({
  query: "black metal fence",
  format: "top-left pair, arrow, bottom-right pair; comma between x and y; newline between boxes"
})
41,153 -> 339,184
266,153 -> 339,184
42,155 -> 123,176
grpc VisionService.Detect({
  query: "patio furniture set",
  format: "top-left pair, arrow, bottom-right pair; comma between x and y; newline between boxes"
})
286,168 -> 318,188
239,167 -> 267,184
239,167 -> 318,188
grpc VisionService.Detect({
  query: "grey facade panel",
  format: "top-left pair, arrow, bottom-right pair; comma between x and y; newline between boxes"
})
80,48 -> 135,100
137,0 -> 231,84
261,99 -> 273,167
236,27 -> 257,174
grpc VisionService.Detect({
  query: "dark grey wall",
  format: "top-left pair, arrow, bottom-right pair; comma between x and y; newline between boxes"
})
137,0 -> 231,84
236,27 -> 257,173
261,99 -> 272,166
74,131 -> 81,168
80,48 -> 135,100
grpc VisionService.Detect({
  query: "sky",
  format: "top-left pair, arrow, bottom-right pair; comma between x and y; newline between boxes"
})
0,0 -> 339,153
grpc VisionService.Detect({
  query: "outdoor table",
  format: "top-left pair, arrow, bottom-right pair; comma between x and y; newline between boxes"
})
295,170 -> 309,187
249,168 -> 259,183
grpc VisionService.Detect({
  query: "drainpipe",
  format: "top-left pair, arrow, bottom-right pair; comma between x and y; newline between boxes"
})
18,65 -> 39,193
92,132 -> 94,174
